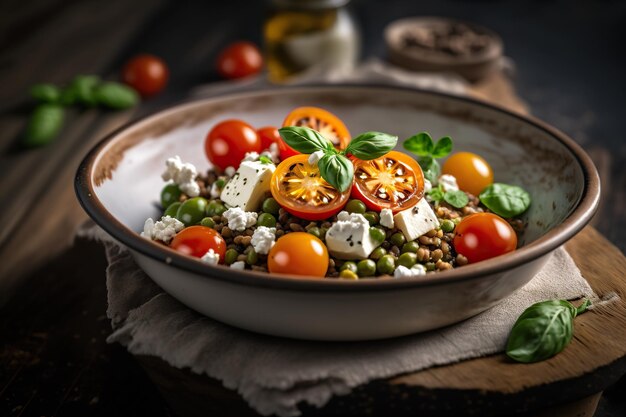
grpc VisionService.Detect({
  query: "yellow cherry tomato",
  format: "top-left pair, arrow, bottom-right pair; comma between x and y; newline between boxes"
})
442,152 -> 493,196
267,232 -> 329,278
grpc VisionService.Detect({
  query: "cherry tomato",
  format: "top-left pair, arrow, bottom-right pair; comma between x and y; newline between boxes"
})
216,41 -> 263,79
122,54 -> 169,97
268,232 -> 328,277
270,154 -> 350,221
442,152 -> 493,196
453,213 -> 517,264
281,107 -> 351,159
257,126 -> 281,150
170,225 -> 227,262
205,119 -> 261,169
351,151 -> 425,213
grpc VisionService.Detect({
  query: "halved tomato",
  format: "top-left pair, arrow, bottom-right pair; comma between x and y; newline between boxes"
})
280,107 -> 351,159
351,151 -> 425,213
270,154 -> 351,221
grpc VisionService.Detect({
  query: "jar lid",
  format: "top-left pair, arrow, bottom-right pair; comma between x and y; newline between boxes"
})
271,0 -> 350,10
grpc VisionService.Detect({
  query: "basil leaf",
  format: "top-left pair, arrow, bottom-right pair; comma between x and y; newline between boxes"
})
403,132 -> 433,156
479,183 -> 531,218
506,299 -> 590,363
432,136 -> 453,158
427,185 -> 444,204
317,153 -> 354,192
94,82 -> 139,109
30,84 -> 61,104
22,104 -> 65,147
443,189 -> 469,208
418,156 -> 440,184
345,131 -> 397,160
278,126 -> 332,154
69,75 -> 101,107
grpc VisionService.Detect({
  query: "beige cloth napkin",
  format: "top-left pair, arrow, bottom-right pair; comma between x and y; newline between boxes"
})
79,223 -> 594,417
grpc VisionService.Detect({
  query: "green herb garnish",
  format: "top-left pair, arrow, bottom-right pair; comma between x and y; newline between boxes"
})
403,132 -> 452,183
426,185 -> 468,209
259,155 -> 274,165
278,126 -> 397,192
479,183 -> 531,218
506,299 -> 591,363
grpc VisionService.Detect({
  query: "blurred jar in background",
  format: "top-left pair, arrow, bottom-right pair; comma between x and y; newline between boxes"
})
264,0 -> 360,83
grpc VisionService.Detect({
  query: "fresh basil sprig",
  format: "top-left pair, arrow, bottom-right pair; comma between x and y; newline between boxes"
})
506,299 -> 591,363
479,183 -> 531,218
403,132 -> 452,183
278,126 -> 397,192
426,185 -> 468,209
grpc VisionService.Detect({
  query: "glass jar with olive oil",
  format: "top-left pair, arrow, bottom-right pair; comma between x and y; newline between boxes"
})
264,0 -> 360,83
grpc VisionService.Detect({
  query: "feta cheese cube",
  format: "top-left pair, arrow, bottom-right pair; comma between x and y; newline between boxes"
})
394,198 -> 440,241
223,207 -> 258,231
325,211 -> 378,260
221,160 -> 276,211
201,249 -> 220,265
379,208 -> 394,229
251,226 -> 276,255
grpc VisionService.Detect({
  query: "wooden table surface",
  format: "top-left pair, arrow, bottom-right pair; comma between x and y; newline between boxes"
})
1,1 -> 625,416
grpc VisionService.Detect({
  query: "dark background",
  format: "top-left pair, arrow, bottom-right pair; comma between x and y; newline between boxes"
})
1,0 -> 625,416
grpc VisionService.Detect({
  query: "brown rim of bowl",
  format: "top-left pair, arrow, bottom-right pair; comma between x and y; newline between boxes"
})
75,84 -> 600,293
384,16 -> 504,65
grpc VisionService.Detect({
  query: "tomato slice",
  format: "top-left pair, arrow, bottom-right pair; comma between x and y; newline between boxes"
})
351,150 -> 425,213
270,155 -> 350,221
281,107 -> 351,159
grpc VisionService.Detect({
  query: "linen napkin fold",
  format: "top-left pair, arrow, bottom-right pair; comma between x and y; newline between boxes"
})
78,223 -> 595,417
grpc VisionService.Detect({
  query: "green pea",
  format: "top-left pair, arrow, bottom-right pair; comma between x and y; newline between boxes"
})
257,213 -> 277,228
30,83 -> 61,103
370,247 -> 387,260
206,200 -> 227,216
390,232 -> 406,247
425,262 -> 436,271
22,104 -> 65,147
453,217 -> 462,225
376,254 -> 396,275
224,249 -> 239,265
163,202 -> 181,218
339,270 -> 359,280
262,197 -> 280,215
398,252 -> 417,268
363,211 -> 379,226
340,261 -> 358,273
357,259 -> 376,277
94,81 -> 139,109
176,197 -> 208,226
200,217 -> 215,228
246,249 -> 258,265
319,227 -> 328,240
401,241 -> 420,254
368,227 -> 385,244
161,184 -> 182,208
215,178 -> 226,188
345,199 -> 366,214
441,219 -> 455,233
307,227 -> 321,238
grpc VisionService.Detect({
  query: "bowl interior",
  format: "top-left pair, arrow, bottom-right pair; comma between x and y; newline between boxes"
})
91,86 -> 584,254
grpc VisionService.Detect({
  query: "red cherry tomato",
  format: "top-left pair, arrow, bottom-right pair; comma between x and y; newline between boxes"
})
216,41 -> 263,79
205,119 -> 262,169
122,54 -> 169,97
257,126 -> 280,150
268,232 -> 329,278
170,225 -> 226,262
453,213 -> 517,264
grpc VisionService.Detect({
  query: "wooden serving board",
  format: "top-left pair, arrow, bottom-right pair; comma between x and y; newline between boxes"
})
137,226 -> 626,417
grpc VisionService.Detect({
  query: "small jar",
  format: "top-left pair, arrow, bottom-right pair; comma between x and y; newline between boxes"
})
264,0 -> 360,83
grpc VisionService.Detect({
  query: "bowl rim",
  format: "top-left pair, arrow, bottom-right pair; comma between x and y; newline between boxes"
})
75,84 -> 600,292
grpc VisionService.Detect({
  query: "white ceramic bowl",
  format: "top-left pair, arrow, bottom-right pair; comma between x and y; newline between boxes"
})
75,85 -> 600,341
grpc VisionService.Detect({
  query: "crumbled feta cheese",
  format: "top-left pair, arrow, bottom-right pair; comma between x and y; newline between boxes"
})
379,208 -> 394,228
230,261 -> 246,270
141,215 -> 184,243
210,182 -> 222,199
161,156 -> 200,197
251,226 -> 276,255
393,264 -> 427,278
393,198 -> 440,241
223,207 -> 258,231
438,174 -> 459,192
308,150 -> 325,166
424,178 -> 432,193
267,142 -> 280,162
325,211 -> 379,260
242,151 -> 260,162
224,166 -> 236,177
201,249 -> 220,265
221,161 -> 276,211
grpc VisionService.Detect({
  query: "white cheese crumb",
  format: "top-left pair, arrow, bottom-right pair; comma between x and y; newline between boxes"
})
394,264 -> 427,278
230,261 -> 246,270
223,207 -> 258,231
209,182 -> 222,199
379,208 -> 395,228
201,249 -> 220,265
438,174 -> 459,192
161,156 -> 200,197
307,150 -> 325,166
224,166 -> 236,177
251,226 -> 276,255
267,142 -> 280,163
242,151 -> 260,162
424,178 -> 432,193
141,215 -> 184,243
